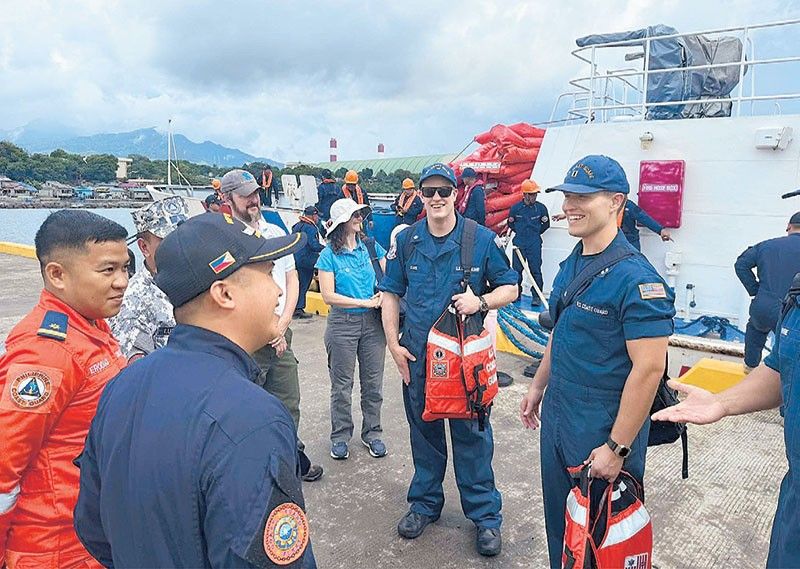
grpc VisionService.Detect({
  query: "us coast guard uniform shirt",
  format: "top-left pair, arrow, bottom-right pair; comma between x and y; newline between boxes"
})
548,230 -> 676,390
74,324 -> 316,568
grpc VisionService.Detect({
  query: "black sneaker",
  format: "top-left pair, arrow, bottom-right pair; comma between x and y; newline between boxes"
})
330,442 -> 349,460
362,438 -> 387,458
293,309 -> 312,319
301,464 -> 324,482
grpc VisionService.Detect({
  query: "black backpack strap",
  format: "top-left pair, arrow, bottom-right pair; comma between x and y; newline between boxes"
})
781,272 -> 800,320
553,246 -> 636,325
364,237 -> 384,283
460,218 -> 478,291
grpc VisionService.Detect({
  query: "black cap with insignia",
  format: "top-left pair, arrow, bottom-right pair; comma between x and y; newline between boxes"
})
154,213 -> 306,307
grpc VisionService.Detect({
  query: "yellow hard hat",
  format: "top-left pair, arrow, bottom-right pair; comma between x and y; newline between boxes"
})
402,178 -> 415,190
521,179 -> 541,194
344,170 -> 359,184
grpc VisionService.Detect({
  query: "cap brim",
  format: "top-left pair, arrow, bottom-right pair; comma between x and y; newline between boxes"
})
545,182 -> 606,194
247,232 -> 308,263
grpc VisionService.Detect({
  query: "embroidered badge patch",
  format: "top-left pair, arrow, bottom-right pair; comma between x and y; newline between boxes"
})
386,243 -> 397,260
10,370 -> 53,409
624,552 -> 649,569
638,282 -> 667,300
432,362 -> 449,377
209,251 -> 236,274
263,502 -> 309,565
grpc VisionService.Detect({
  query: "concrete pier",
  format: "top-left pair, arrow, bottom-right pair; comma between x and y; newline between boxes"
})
0,252 -> 786,569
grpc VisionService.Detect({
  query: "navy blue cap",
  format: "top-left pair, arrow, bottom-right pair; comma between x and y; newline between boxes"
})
420,163 -> 457,186
546,155 -> 630,195
791,212 -> 800,225
204,193 -> 221,206
303,205 -> 319,216
461,167 -> 477,179
154,213 -> 307,307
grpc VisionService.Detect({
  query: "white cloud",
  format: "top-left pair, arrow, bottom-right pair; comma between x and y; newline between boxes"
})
1,0 -> 798,163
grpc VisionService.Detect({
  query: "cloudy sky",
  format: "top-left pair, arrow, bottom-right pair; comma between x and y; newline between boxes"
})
2,0 -> 799,163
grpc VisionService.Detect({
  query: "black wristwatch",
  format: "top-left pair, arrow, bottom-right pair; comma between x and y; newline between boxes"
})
478,295 -> 489,313
606,437 -> 631,458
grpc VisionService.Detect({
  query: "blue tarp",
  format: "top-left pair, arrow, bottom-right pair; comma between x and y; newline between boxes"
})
577,25 -> 745,120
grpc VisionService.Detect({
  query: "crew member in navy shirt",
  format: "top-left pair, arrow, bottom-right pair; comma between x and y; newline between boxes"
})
74,213 -> 315,568
520,155 -> 675,568
735,212 -> 800,368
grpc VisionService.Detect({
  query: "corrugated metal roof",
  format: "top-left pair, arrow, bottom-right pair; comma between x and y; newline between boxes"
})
312,153 -> 458,174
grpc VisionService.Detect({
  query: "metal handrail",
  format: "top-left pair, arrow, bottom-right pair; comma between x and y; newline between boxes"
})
569,18 -> 800,55
551,18 -> 800,123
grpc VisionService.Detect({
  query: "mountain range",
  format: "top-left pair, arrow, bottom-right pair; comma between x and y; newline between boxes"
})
0,121 -> 281,168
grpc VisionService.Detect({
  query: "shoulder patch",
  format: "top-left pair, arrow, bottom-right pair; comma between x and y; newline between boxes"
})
263,502 -> 309,565
386,243 -> 397,260
0,364 -> 65,414
37,310 -> 68,341
541,215 -> 549,223
638,282 -> 667,300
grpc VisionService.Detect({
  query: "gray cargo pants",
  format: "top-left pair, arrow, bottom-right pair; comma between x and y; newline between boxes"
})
325,308 -> 386,444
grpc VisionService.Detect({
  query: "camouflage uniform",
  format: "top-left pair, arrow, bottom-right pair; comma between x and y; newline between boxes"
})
109,196 -> 189,360
110,269 -> 175,359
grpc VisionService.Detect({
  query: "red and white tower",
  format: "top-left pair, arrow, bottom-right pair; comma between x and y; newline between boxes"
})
329,138 -> 338,162
377,143 -> 385,158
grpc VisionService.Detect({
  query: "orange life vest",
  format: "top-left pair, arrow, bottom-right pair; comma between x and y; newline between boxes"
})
423,307 -> 497,429
421,219 -> 497,429
342,184 -> 365,204
563,465 -> 652,569
396,191 -> 417,215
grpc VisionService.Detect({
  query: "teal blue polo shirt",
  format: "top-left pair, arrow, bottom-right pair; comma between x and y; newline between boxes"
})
316,240 -> 386,313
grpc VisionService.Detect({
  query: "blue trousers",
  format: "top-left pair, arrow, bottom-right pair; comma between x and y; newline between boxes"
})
539,378 -> 649,568
744,293 -> 780,368
512,245 -> 543,304
402,356 -> 502,528
297,267 -> 314,312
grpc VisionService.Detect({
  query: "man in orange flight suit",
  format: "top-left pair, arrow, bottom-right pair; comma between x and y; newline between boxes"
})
0,210 -> 129,568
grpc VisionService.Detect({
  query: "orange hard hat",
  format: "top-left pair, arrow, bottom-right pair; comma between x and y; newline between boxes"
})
402,178 -> 415,190
344,170 -> 359,184
521,179 -> 541,194
211,178 -> 221,191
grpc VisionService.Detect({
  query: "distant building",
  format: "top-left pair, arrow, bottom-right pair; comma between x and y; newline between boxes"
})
116,157 -> 133,180
74,187 -> 95,200
0,176 -> 35,197
129,187 -> 152,201
42,181 -> 74,199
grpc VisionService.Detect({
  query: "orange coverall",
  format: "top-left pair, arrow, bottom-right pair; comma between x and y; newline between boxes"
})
0,291 -> 126,568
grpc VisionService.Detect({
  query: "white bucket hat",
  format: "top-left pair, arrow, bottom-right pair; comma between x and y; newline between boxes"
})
325,198 -> 370,235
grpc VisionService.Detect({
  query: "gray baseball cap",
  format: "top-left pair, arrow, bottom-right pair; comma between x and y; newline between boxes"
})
220,169 -> 260,197
131,196 -> 189,239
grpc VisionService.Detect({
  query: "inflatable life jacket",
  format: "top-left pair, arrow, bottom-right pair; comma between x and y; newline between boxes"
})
342,183 -> 365,204
422,218 -> 497,429
396,191 -> 417,215
563,465 -> 652,569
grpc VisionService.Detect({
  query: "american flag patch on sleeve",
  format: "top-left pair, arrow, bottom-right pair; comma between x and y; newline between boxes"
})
638,283 -> 667,300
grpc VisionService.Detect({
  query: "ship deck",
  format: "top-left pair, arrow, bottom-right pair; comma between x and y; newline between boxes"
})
0,252 -> 786,569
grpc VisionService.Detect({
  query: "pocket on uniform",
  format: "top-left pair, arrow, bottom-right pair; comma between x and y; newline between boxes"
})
565,308 -> 616,363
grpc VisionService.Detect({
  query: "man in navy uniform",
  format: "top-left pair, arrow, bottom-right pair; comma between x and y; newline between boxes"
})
620,198 -> 671,251
74,213 -> 316,568
458,167 -> 486,226
734,212 -> 800,369
315,169 -> 342,221
291,206 -> 325,319
519,155 -> 675,568
380,163 -> 518,556
508,178 -> 550,306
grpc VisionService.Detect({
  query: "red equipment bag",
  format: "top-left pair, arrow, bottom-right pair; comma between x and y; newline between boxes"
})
421,219 -> 498,430
563,465 -> 652,569
423,306 -> 467,421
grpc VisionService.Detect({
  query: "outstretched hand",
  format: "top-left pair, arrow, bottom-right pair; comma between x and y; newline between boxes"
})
651,380 -> 726,425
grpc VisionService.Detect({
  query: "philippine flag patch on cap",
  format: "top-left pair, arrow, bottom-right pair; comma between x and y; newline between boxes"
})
209,251 -> 236,274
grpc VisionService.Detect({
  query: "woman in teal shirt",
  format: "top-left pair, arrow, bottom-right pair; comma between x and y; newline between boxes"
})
316,198 -> 388,460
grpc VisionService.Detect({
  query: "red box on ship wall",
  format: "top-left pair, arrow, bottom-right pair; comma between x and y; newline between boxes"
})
638,160 -> 685,229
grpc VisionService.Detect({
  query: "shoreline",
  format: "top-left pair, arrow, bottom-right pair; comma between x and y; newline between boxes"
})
0,198 -> 152,209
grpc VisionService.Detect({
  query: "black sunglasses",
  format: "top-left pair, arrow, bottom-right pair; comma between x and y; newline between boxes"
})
420,186 -> 455,198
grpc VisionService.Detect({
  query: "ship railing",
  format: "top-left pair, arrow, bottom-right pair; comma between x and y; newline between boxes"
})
548,18 -> 800,125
